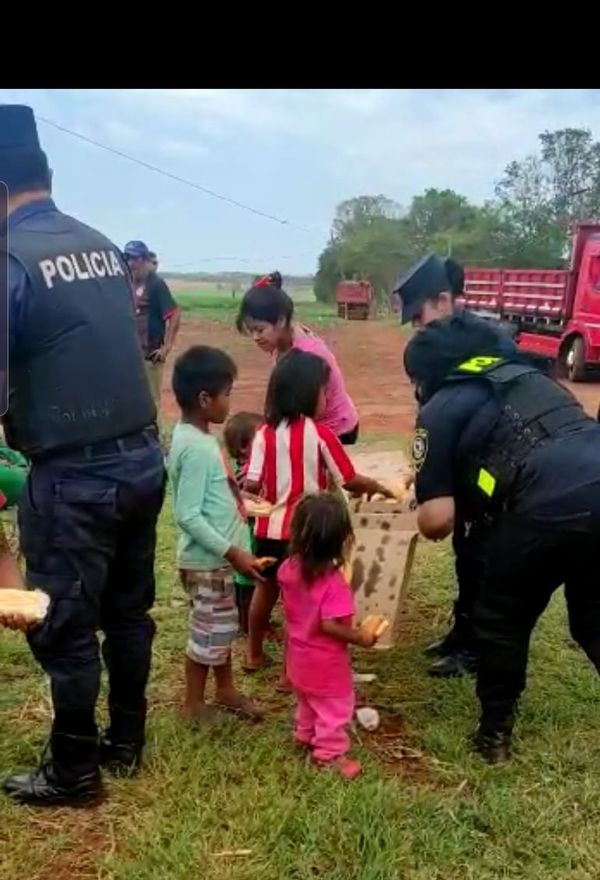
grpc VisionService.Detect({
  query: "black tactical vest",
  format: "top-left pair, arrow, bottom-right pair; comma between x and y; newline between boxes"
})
446,356 -> 593,519
6,210 -> 156,456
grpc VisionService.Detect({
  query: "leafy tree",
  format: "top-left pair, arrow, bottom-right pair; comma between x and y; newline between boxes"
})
407,188 -> 479,249
314,127 -> 600,302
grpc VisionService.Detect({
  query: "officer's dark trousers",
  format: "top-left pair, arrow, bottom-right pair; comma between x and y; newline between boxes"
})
18,433 -> 165,771
452,517 -> 487,638
473,513 -> 600,732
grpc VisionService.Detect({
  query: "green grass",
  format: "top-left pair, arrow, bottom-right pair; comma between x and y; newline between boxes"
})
2,491 -> 600,878
175,288 -> 341,327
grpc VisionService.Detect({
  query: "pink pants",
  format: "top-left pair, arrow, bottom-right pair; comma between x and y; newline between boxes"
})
294,689 -> 355,762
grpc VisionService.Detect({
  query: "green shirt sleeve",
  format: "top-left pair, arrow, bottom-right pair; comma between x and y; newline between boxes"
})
173,443 -> 231,559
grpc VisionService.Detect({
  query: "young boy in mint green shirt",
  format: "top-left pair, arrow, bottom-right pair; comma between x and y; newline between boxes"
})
168,346 -> 265,723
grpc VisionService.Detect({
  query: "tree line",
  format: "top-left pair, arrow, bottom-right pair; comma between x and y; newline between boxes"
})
314,128 -> 600,303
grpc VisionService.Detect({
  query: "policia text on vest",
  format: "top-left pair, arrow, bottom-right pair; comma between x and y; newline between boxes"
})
39,249 -> 125,289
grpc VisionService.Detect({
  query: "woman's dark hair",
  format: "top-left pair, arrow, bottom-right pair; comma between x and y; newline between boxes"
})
236,285 -> 294,332
290,492 -> 354,583
403,314 -> 508,404
265,350 -> 330,427
444,257 -> 465,299
269,271 -> 283,289
223,411 -> 262,460
172,345 -> 237,412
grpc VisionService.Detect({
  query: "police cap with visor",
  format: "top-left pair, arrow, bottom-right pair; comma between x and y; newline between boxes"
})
393,254 -> 450,324
0,105 -> 50,192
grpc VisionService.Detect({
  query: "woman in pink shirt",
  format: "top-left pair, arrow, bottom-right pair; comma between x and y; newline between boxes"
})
278,492 -> 383,778
236,280 -> 359,444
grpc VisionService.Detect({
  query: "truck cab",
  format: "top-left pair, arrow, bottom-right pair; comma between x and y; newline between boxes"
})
460,224 -> 600,381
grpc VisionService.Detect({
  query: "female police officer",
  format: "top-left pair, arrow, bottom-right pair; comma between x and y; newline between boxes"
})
403,313 -> 600,764
394,254 -> 521,678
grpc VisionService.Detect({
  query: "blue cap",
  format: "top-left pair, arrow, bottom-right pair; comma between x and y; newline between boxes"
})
123,240 -> 150,259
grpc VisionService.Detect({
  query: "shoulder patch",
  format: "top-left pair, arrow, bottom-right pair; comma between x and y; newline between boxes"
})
411,428 -> 429,472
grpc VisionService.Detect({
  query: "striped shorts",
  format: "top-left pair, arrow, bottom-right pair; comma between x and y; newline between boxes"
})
180,568 -> 239,666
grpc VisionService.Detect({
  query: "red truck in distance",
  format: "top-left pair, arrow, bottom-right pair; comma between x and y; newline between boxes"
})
335,280 -> 374,320
459,224 -> 600,381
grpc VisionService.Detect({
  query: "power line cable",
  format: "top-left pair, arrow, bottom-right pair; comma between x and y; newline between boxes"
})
38,116 -> 316,233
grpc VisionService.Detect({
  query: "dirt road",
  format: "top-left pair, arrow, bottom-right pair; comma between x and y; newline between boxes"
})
161,317 -> 600,434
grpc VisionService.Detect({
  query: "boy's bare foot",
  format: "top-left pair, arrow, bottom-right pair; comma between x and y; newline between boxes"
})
243,654 -> 273,673
214,690 -> 265,721
181,704 -> 224,726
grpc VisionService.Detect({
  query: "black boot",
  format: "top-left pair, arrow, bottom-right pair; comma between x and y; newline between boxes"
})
100,701 -> 146,775
3,733 -> 102,806
424,605 -> 472,658
473,719 -> 513,765
427,609 -> 477,677
423,627 -> 461,658
428,647 -> 478,678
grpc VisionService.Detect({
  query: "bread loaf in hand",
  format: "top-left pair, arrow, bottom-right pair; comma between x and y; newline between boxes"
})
360,614 -> 390,640
0,589 -> 49,629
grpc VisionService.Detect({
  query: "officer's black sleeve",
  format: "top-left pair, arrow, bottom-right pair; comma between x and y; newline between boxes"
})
412,384 -> 490,504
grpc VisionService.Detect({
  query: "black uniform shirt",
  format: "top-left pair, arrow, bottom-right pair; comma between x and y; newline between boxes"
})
413,380 -> 600,519
412,382 -> 492,505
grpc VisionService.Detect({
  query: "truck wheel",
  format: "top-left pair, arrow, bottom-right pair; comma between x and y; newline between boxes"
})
566,337 -> 586,382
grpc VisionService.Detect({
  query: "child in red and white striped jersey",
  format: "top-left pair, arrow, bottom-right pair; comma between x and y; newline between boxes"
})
243,349 -> 393,671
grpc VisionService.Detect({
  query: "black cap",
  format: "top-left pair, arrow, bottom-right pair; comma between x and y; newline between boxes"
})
393,254 -> 449,324
403,314 -> 511,404
0,105 -> 50,192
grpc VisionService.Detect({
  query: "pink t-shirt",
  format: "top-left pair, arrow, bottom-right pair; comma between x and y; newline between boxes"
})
278,556 -> 355,698
290,327 -> 358,437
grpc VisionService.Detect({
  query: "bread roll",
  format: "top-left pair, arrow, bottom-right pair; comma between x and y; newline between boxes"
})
0,589 -> 49,628
255,556 -> 278,570
360,614 -> 390,640
243,498 -> 273,517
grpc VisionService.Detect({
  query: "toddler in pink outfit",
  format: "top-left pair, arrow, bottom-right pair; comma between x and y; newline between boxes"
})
278,492 -> 379,779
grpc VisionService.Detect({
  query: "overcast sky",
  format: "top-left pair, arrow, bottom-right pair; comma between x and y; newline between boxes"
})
1,89 -> 599,274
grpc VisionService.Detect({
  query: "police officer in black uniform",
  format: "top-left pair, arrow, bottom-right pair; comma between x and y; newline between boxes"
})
1,105 -> 165,804
394,254 -> 520,677
403,314 -> 600,763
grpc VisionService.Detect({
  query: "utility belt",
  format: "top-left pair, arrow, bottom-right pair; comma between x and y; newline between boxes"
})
30,425 -> 159,464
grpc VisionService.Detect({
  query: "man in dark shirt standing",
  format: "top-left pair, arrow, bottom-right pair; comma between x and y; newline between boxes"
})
123,241 -> 181,432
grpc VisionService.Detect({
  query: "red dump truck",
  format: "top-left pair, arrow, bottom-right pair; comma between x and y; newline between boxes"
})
335,280 -> 374,320
459,223 -> 600,381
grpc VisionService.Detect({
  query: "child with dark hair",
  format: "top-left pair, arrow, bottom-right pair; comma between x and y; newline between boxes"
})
236,283 -> 359,445
279,492 -> 382,778
169,346 -> 265,722
223,411 -> 263,635
243,349 -> 392,672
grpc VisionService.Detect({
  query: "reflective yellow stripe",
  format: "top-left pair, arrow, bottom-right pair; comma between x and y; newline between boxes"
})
477,468 -> 496,497
456,356 -> 503,374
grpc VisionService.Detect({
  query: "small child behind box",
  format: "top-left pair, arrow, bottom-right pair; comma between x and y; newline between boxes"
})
223,411 -> 263,635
